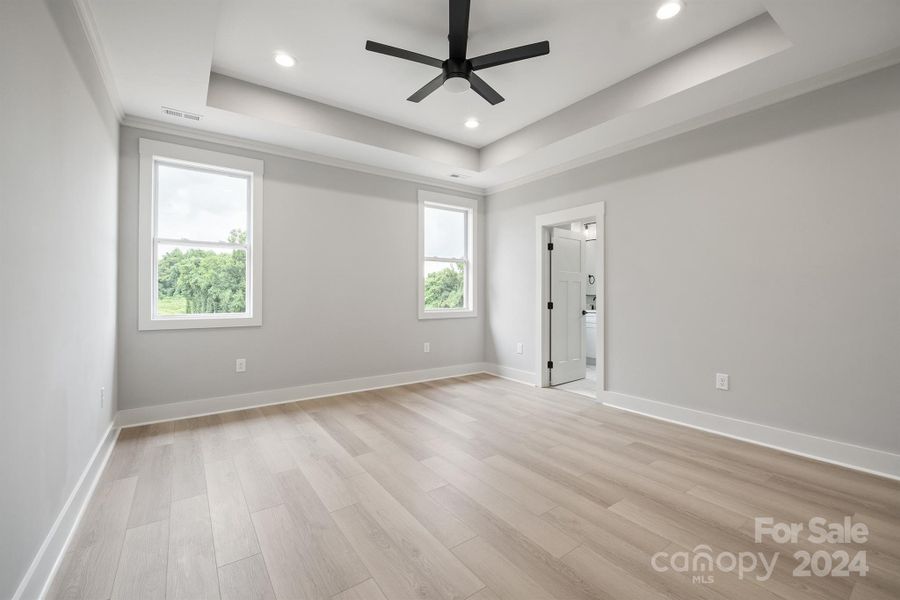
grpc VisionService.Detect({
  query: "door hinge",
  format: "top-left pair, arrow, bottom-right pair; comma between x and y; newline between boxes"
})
547,301 -> 553,310
547,242 -> 554,251
547,361 -> 553,369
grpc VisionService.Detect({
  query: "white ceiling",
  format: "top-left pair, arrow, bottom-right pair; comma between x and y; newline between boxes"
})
211,0 -> 765,147
87,0 -> 900,192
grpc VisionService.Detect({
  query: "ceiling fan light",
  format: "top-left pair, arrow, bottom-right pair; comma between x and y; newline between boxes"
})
443,76 -> 471,94
656,0 -> 684,20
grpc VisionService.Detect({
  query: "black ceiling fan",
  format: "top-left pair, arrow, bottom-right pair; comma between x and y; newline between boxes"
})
365,0 -> 549,105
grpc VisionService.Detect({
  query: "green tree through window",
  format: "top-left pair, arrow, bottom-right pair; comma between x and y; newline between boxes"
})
424,263 -> 465,309
157,229 -> 247,315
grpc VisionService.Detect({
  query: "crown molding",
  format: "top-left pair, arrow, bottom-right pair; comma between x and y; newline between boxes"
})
71,0 -> 124,120
483,46 -> 900,196
121,115 -> 485,196
77,0 -> 899,198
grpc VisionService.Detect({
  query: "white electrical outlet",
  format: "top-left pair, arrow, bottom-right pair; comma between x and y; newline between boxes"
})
716,373 -> 729,391
516,342 -> 524,354
100,387 -> 105,408
423,342 -> 430,353
236,358 -> 247,373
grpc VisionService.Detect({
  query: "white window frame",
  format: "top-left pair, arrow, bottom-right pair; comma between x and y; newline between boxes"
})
418,190 -> 477,319
138,139 -> 263,330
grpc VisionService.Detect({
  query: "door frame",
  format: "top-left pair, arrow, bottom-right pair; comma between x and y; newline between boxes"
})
534,202 -> 606,394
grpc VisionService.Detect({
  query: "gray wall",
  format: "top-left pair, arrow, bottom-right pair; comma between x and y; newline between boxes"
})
0,1 -> 120,597
117,126 -> 485,410
485,64 -> 900,454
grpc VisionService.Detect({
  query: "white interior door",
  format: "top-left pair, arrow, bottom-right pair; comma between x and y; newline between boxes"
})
550,227 -> 586,385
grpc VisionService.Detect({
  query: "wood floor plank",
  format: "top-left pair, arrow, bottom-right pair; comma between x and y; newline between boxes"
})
253,503 -> 367,600
275,468 -> 371,594
195,415 -> 233,464
46,477 -> 138,600
127,443 -> 174,528
481,454 -> 661,551
284,434 -> 359,512
428,484 -> 598,600
850,582 -> 898,600
219,410 -> 252,440
368,446 -> 448,492
110,519 -> 169,600
610,498 -> 849,600
172,419 -> 207,501
466,588 -> 503,600
423,456 -> 578,558
253,433 -> 298,473
144,421 -> 175,446
50,375 -> 900,600
295,419 -> 365,478
356,411 -> 436,461
331,503 -> 459,600
167,495 -> 220,600
310,409 -> 374,457
346,473 -> 484,599
543,506 -> 727,600
356,450 -> 476,548
217,554 -> 276,600
101,429 -> 146,482
241,408 -> 279,439
450,536 -> 556,600
428,441 -> 557,515
205,458 -> 260,566
230,437 -> 284,513
330,578 -> 388,600
561,544 -> 667,600
259,404 -> 303,440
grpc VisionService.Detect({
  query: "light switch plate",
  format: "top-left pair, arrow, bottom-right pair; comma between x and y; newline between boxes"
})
236,358 -> 247,373
516,342 -> 524,354
423,342 -> 430,353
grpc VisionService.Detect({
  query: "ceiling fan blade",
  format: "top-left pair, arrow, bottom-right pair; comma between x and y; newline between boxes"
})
448,0 -> 471,60
469,41 -> 550,70
469,73 -> 504,105
407,73 -> 447,102
365,40 -> 443,68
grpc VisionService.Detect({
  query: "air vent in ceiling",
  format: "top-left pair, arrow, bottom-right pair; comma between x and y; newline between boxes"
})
161,106 -> 201,121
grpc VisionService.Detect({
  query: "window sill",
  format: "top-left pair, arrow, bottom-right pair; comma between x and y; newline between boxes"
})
139,314 -> 262,331
418,310 -> 478,320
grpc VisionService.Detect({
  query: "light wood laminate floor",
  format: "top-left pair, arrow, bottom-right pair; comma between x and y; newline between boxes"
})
48,374 -> 900,600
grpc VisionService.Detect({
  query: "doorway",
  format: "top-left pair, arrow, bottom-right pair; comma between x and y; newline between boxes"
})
534,203 -> 605,398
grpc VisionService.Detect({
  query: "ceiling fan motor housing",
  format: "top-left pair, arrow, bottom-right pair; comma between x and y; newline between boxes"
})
365,0 -> 550,104
445,57 -> 471,79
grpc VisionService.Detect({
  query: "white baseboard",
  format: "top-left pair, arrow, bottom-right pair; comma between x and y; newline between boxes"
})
13,423 -> 120,600
600,390 -> 900,481
116,362 -> 489,428
482,363 -> 536,385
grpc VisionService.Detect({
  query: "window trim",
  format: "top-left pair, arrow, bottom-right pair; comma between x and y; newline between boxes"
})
138,139 -> 264,330
418,190 -> 477,320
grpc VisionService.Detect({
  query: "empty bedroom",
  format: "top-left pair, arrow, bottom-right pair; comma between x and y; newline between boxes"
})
1,1 -> 899,599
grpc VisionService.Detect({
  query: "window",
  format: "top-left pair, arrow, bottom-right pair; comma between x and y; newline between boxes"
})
418,190 -> 476,319
139,139 -> 263,330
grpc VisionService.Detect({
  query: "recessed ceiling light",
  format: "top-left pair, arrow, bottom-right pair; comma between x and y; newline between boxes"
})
274,52 -> 296,67
464,118 -> 480,129
656,0 -> 684,20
